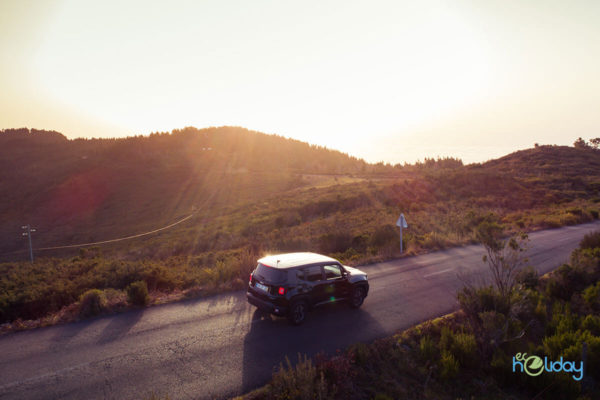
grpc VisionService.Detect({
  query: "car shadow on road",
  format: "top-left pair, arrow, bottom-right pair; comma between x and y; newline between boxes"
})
241,303 -> 386,393
97,309 -> 144,345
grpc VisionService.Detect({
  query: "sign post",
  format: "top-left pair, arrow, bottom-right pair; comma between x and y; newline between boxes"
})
396,213 -> 408,253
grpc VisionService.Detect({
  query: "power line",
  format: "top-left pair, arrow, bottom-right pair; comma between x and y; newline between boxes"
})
35,211 -> 197,251
1,211 -> 199,258
1,192 -> 219,258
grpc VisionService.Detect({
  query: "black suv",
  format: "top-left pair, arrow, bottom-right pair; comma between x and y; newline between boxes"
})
246,252 -> 369,325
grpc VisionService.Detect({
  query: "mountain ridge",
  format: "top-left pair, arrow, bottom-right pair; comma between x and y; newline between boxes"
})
1,126 -> 599,259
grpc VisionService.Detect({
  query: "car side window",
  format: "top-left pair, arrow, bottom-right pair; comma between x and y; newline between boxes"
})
324,264 -> 342,280
296,269 -> 306,281
305,265 -> 323,282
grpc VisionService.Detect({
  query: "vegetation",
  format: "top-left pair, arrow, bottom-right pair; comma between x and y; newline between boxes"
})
127,280 -> 149,306
78,289 -> 106,318
1,128 -> 599,327
240,231 -> 600,400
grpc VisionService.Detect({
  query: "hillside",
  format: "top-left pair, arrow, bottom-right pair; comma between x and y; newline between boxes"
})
1,128 -> 599,262
1,129 -> 599,325
0,126 -> 369,257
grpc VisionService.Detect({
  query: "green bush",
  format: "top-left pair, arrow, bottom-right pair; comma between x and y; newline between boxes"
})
545,264 -> 590,301
458,285 -> 510,321
439,351 -> 459,380
419,336 -> 438,362
439,326 -> 453,352
450,332 -> 478,368
372,394 -> 394,400
479,310 -> 507,339
516,266 -> 539,289
127,281 -> 149,306
370,224 -> 398,248
350,342 -> 371,366
583,282 -> 600,311
580,230 -> 600,250
581,315 -> 600,336
268,354 -> 329,400
78,289 -> 106,318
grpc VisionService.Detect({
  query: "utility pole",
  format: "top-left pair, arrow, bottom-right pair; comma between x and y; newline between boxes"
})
22,225 -> 36,263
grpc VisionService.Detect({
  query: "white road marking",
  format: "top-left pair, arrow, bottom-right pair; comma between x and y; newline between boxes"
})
423,268 -> 454,278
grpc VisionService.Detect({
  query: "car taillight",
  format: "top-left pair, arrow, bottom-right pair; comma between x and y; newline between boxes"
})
278,286 -> 286,295
249,273 -> 253,284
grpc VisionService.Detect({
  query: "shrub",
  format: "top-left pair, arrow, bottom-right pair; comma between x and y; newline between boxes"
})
580,230 -> 600,250
458,285 -> 511,321
269,354 -> 329,400
439,351 -> 459,380
78,289 -> 106,318
419,336 -> 438,362
479,311 -> 507,339
318,232 -> 353,253
439,326 -> 453,352
422,231 -> 450,250
516,266 -> 539,289
582,282 -> 600,311
315,354 -> 354,395
546,264 -> 590,301
567,207 -> 583,216
450,332 -> 478,368
350,342 -> 371,366
213,260 -> 237,285
236,247 -> 259,280
581,315 -> 600,336
127,281 -> 149,306
370,224 -> 398,248
372,394 -> 393,400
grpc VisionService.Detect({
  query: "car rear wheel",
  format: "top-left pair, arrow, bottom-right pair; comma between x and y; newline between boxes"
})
350,286 -> 366,308
288,301 -> 307,325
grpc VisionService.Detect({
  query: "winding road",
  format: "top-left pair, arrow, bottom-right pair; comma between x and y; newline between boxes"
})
1,221 -> 599,399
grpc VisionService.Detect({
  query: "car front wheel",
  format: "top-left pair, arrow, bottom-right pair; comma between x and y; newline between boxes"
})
288,301 -> 307,325
350,286 -> 366,308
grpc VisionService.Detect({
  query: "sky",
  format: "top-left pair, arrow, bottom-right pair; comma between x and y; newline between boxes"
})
1,0 -> 599,164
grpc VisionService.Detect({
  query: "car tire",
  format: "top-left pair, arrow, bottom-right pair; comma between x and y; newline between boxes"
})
288,300 -> 307,325
350,285 -> 366,308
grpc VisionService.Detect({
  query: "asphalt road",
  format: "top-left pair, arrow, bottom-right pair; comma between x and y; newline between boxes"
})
1,221 -> 599,400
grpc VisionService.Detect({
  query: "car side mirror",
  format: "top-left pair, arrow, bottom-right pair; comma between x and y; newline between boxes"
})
342,271 -> 348,278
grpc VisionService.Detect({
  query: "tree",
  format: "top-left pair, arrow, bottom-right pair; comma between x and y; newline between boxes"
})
573,137 -> 589,149
475,221 -> 529,299
590,138 -> 600,149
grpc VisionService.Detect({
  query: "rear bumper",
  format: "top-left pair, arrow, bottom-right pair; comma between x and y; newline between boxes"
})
246,291 -> 287,316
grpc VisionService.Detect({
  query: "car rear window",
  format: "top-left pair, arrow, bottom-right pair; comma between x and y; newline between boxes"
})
255,263 -> 286,283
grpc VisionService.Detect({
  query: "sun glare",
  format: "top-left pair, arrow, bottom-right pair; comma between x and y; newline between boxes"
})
32,1 -> 492,150
2,0 -> 599,162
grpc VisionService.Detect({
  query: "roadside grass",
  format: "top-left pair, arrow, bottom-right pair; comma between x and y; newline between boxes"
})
236,231 -> 600,400
1,197 -> 597,332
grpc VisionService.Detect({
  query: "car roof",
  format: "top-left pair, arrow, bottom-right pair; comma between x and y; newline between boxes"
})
257,252 -> 339,269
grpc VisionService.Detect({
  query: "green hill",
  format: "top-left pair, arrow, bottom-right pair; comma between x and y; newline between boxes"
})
1,128 -> 599,325
1,128 -> 599,262
0,126 -> 368,256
